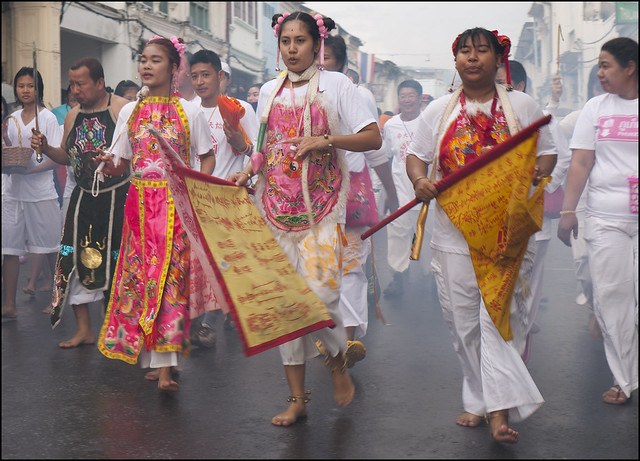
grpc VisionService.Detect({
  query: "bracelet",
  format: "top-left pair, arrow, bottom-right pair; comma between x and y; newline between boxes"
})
559,210 -> 576,215
239,142 -> 253,155
412,175 -> 427,188
323,133 -> 333,148
236,171 -> 251,179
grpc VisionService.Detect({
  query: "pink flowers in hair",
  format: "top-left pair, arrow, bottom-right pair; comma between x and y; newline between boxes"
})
314,14 -> 329,39
273,12 -> 290,38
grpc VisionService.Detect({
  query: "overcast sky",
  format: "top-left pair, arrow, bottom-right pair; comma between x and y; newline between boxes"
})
304,2 -> 534,69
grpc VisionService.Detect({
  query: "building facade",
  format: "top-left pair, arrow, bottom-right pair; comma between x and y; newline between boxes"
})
517,1 -> 638,113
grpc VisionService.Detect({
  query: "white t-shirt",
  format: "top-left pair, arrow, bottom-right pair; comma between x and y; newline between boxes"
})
193,99 -> 258,180
570,93 -> 638,222
257,71 -> 376,150
383,113 -> 422,209
4,108 -> 62,202
343,86 -> 386,173
111,98 -> 213,166
407,90 -> 556,255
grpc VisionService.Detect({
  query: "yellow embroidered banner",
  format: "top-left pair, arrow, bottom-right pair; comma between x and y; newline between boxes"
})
182,178 -> 335,355
436,133 -> 550,341
149,124 -> 335,357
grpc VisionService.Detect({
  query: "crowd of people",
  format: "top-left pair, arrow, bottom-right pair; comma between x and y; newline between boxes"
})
1,10 -> 637,445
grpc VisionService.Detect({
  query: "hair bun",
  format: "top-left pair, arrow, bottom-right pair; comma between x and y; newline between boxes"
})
323,17 -> 336,32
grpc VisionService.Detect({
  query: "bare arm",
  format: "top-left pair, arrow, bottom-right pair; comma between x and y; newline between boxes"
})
23,157 -> 58,175
199,150 -> 215,176
533,153 -> 557,186
29,108 -> 78,165
557,149 -> 594,246
284,122 -> 382,160
372,161 -> 399,212
406,154 -> 438,203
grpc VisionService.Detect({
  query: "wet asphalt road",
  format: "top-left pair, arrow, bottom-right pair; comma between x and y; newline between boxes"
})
2,221 -> 638,459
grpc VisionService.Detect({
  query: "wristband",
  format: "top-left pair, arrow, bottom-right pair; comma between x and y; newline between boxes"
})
559,210 -> 576,215
323,133 -> 333,148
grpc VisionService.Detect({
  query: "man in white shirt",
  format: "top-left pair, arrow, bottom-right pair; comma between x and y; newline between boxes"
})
383,80 -> 434,297
189,49 -> 258,346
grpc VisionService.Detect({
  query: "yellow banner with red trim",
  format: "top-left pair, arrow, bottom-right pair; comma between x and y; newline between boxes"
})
436,132 -> 550,341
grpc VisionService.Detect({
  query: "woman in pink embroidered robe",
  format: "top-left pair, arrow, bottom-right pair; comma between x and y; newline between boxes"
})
96,36 -> 214,392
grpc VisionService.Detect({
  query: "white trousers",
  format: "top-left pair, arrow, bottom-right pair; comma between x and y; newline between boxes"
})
431,248 -> 544,422
67,271 -> 104,306
520,238 -> 549,343
139,350 -> 182,370
387,208 -> 433,275
584,216 -> 638,398
339,226 -> 370,339
277,223 -> 348,365
571,211 -> 593,302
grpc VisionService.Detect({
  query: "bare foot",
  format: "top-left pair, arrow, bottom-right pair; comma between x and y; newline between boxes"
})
2,305 -> 18,318
22,286 -> 36,297
328,356 -> 355,407
488,410 -> 519,443
38,284 -> 53,292
58,332 -> 96,348
145,369 -> 160,381
271,401 -> 307,427
589,315 -> 603,341
157,367 -> 178,392
42,303 -> 53,314
456,412 -> 483,427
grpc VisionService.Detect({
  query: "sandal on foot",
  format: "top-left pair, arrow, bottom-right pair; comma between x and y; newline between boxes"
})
603,385 -> 628,405
315,340 -> 328,356
344,340 -> 366,368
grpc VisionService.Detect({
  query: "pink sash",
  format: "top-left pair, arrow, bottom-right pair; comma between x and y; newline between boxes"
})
346,168 -> 378,227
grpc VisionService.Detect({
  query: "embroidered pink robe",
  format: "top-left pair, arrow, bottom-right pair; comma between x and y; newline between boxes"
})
99,97 -> 193,364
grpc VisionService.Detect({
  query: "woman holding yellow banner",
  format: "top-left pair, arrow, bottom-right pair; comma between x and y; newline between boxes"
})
406,28 -> 557,443
229,11 -> 382,426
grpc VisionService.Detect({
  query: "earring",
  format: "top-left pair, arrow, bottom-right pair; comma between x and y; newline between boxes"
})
448,71 -> 457,93
170,74 -> 179,97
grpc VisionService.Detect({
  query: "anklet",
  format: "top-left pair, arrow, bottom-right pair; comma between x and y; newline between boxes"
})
287,390 -> 311,403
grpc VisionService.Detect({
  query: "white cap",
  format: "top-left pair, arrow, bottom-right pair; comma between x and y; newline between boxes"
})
221,62 -> 231,76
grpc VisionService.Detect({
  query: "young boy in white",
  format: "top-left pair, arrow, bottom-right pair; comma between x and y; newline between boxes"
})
189,49 -> 258,345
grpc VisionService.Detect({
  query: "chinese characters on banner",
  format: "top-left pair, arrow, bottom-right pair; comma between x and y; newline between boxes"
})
150,124 -> 334,356
437,132 -> 550,341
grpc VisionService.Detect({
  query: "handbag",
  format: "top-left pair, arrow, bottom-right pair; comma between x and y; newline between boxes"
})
543,186 -> 564,219
2,115 -> 33,174
346,167 -> 379,227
